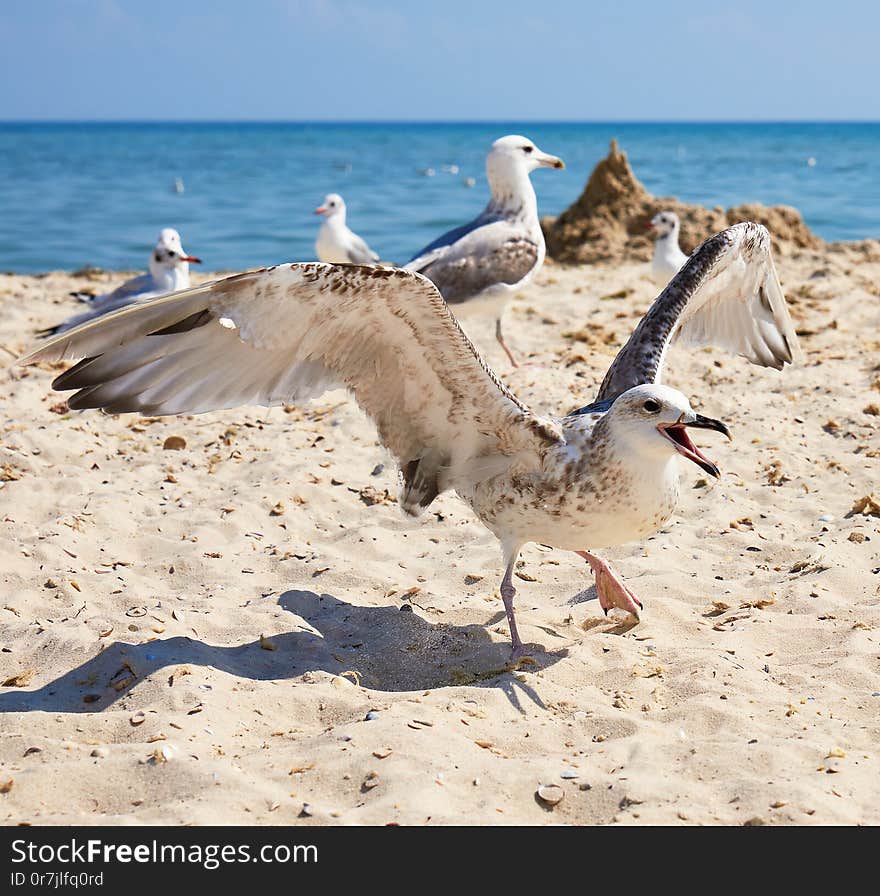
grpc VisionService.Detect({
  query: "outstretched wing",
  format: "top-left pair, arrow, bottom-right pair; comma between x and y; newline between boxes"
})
20,263 -> 562,514
596,222 -> 799,403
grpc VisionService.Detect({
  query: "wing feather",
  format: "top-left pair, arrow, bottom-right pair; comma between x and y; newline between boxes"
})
20,263 -> 562,514
596,222 -> 799,402
42,274 -> 163,336
346,234 -> 379,264
407,225 -> 540,303
89,272 -> 157,311
404,213 -> 496,271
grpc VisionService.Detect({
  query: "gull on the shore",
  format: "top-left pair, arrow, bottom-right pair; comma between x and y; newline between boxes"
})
648,210 -> 689,286
404,135 -> 564,368
20,222 -> 798,659
314,194 -> 379,265
49,229 -> 201,336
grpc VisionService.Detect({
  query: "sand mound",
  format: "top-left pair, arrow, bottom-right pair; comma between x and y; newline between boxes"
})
544,139 -> 824,264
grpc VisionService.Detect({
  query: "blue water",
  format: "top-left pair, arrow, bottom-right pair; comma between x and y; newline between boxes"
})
0,122 -> 877,273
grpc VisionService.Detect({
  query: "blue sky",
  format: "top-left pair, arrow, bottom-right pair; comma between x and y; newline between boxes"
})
1,0 -> 878,121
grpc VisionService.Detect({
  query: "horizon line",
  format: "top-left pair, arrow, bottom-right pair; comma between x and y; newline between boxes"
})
1,118 -> 879,126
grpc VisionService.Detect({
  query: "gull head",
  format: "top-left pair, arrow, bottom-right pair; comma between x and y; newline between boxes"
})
315,193 -> 345,220
606,384 -> 730,479
486,135 -> 564,192
151,228 -> 201,272
647,211 -> 680,238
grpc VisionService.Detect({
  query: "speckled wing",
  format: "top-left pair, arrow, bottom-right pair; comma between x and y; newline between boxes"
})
596,222 -> 800,403
404,213 -> 494,270
19,263 -> 562,514
405,218 -> 540,303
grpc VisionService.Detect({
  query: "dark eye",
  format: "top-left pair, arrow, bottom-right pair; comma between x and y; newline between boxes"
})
643,399 -> 661,413
522,145 -> 533,153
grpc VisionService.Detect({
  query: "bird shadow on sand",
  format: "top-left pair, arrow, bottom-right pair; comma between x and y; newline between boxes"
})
0,589 -> 565,716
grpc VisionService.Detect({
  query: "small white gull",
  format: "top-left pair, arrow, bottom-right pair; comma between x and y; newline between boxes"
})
648,210 -> 689,286
49,229 -> 201,336
314,194 -> 379,265
19,222 -> 798,659
404,135 -> 564,368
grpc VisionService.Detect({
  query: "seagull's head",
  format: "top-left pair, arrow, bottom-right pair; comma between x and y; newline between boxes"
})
607,384 -> 730,479
487,135 -> 564,185
315,193 -> 345,219
151,228 -> 201,271
647,211 -> 680,238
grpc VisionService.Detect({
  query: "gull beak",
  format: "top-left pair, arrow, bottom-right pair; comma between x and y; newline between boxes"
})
537,152 -> 565,170
180,254 -> 201,264
688,413 -> 731,440
646,220 -> 655,229
315,206 -> 327,215
658,414 -> 730,479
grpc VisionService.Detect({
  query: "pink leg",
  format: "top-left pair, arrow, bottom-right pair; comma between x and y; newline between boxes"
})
575,551 -> 643,619
500,560 -> 528,659
495,318 -> 521,368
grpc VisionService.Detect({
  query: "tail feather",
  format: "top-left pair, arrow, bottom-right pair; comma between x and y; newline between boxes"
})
400,457 -> 443,516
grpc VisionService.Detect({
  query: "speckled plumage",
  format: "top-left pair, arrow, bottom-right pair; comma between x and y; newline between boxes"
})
409,229 -> 541,307
461,408 -> 681,552
20,221 -> 799,656
598,222 -> 797,402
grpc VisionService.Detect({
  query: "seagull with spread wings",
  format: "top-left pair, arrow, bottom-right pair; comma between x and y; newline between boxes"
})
20,222 -> 798,659
404,135 -> 564,368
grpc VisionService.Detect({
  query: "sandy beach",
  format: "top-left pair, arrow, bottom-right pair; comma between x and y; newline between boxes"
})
1,244 -> 879,826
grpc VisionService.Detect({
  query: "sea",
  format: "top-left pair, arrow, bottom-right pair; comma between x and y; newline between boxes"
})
0,122 -> 877,274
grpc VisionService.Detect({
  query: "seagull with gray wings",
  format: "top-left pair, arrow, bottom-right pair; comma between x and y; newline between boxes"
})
404,135 -> 564,367
314,193 -> 380,265
47,228 -> 201,336
20,221 -> 798,659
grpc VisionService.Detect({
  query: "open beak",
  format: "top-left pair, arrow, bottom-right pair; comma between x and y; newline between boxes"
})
658,414 -> 730,478
314,206 -> 327,215
537,152 -> 565,170
181,254 -> 201,264
646,220 -> 655,229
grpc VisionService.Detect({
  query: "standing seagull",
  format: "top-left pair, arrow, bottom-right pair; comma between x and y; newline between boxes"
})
404,135 -> 564,367
20,222 -> 797,659
648,210 -> 689,286
48,229 -> 201,335
314,194 -> 380,264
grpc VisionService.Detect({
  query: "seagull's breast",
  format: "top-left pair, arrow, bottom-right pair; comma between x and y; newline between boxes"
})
464,419 -> 681,551
315,222 -> 349,264
448,282 -> 516,319
651,241 -> 688,286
